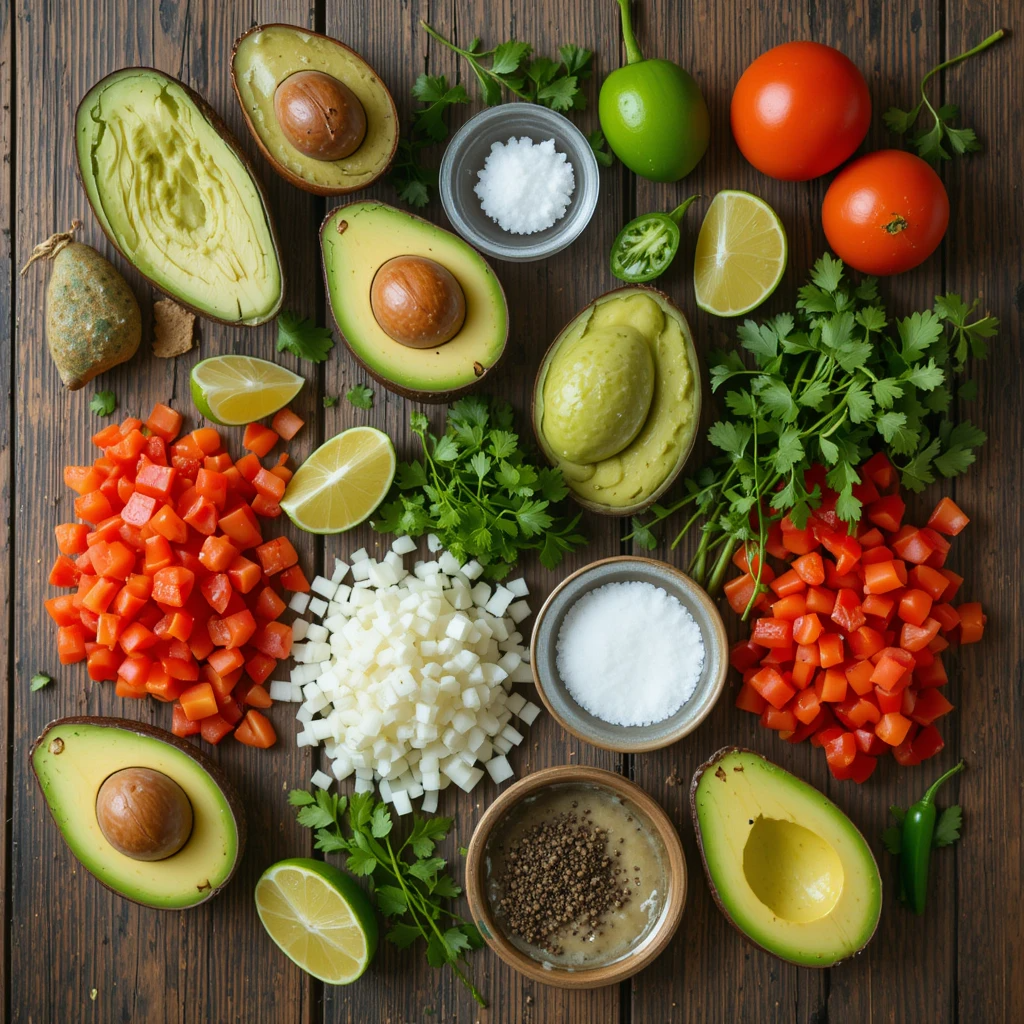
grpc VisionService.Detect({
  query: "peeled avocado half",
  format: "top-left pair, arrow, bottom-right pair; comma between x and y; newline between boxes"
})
691,748 -> 882,967
533,286 -> 700,516
321,202 -> 508,401
231,24 -> 399,196
31,717 -> 245,910
75,68 -> 284,325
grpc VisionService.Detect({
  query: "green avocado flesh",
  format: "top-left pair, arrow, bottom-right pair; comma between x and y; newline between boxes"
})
32,719 -> 241,909
232,24 -> 397,193
693,750 -> 881,967
76,68 -> 282,324
321,202 -> 507,395
534,288 -> 699,511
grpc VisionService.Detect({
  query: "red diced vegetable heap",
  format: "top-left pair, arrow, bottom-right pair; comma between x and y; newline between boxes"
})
45,403 -> 311,749
729,454 -> 983,782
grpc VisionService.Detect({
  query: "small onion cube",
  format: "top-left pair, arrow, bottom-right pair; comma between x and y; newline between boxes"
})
485,755 -> 514,784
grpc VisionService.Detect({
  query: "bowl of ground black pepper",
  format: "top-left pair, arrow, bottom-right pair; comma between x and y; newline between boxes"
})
464,765 -> 686,987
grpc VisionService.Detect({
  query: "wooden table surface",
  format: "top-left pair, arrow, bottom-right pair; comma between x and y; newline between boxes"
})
2,0 -> 1021,1021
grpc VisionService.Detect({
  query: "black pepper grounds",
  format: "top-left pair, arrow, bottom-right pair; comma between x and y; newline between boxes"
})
496,812 -> 632,955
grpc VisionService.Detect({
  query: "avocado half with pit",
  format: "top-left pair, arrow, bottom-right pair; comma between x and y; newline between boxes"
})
691,748 -> 882,967
321,202 -> 508,402
31,717 -> 245,910
533,286 -> 701,516
231,23 -> 398,196
75,68 -> 284,326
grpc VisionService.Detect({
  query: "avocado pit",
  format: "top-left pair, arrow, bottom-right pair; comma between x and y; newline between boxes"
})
96,766 -> 193,862
274,70 -> 366,161
370,255 -> 467,349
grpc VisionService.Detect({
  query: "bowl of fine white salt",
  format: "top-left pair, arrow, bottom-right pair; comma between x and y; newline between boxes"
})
530,557 -> 729,753
439,104 -> 601,262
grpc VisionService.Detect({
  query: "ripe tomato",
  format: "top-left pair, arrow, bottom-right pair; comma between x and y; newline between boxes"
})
822,150 -> 949,275
730,41 -> 871,181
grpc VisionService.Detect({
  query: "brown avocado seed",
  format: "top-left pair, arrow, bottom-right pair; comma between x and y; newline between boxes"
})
95,767 -> 194,862
370,256 -> 467,349
274,71 -> 367,161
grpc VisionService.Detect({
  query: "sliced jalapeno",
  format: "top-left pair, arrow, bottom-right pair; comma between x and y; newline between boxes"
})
609,195 -> 700,283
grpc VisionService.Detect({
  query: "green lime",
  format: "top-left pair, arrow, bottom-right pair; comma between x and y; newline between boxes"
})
280,426 -> 396,534
255,858 -> 378,985
693,190 -> 787,317
190,355 -> 304,425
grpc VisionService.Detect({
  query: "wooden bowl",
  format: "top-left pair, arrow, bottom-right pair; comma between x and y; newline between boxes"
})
464,765 -> 687,988
530,556 -> 729,753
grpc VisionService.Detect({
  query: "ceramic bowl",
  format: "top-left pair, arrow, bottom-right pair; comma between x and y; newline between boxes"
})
439,104 -> 600,262
530,556 -> 729,753
464,765 -> 686,988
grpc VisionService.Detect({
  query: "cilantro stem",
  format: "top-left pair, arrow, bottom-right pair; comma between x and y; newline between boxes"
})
917,29 -> 1006,125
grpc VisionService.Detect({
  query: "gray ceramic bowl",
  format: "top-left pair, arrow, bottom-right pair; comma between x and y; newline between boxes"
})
530,557 -> 729,753
439,104 -> 600,262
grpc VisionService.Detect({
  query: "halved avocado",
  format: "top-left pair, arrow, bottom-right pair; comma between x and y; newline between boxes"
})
31,717 -> 245,910
231,24 -> 399,196
691,748 -> 882,967
321,202 -> 508,402
533,286 -> 700,516
75,68 -> 284,325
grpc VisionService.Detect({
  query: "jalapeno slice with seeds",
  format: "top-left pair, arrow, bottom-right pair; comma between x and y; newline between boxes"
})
609,195 -> 700,283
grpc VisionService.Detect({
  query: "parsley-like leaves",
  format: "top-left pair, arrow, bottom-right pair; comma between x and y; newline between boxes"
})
345,384 -> 374,410
322,395 -> 339,408
30,672 -> 52,692
884,29 -> 1005,163
90,391 -> 117,416
289,789 -> 486,1006
276,311 -> 334,363
372,396 -> 586,579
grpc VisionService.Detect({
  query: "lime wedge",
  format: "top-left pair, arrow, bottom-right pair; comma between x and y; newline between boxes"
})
255,858 -> 378,985
281,426 -> 396,534
191,355 -> 304,425
693,190 -> 787,317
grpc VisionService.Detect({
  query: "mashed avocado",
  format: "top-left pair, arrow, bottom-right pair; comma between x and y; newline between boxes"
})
76,68 -> 282,324
535,289 -> 700,512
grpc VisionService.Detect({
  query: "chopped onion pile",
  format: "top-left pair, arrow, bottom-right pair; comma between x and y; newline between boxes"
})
273,535 -> 540,813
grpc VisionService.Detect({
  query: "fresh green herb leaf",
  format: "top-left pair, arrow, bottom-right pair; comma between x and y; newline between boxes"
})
933,805 -> 963,847
587,129 -> 614,167
276,311 -> 334,363
346,384 -> 374,410
322,395 -> 339,408
881,826 -> 902,856
30,672 -> 52,692
90,391 -> 117,416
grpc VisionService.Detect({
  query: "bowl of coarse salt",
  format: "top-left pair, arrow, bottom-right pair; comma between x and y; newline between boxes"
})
530,557 -> 729,752
439,104 -> 601,262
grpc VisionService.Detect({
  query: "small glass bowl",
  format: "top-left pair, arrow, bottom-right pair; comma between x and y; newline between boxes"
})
439,104 -> 601,262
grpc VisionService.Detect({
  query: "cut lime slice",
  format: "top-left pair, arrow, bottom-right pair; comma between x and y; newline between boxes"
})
190,355 -> 304,425
281,426 -> 396,534
255,858 -> 378,985
693,190 -> 787,317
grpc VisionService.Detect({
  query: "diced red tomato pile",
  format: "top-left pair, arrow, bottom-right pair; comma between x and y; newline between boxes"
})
728,454 -> 985,782
46,403 -> 311,749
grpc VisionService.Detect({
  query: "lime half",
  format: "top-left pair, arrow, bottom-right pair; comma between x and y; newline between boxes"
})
693,190 -> 787,317
255,858 -> 378,985
191,355 -> 304,425
281,426 -> 396,534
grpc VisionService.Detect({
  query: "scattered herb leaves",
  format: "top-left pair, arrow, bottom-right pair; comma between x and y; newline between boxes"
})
933,805 -> 963,848
276,311 -> 334,363
587,128 -> 614,167
346,384 -> 375,410
323,395 -> 339,408
289,789 -> 486,1006
30,672 -> 52,692
372,396 -> 586,579
90,391 -> 117,416
884,29 -> 1005,164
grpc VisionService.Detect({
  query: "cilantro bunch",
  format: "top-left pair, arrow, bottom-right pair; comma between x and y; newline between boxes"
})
373,396 -> 586,579
629,254 -> 998,603
290,789 -> 486,1006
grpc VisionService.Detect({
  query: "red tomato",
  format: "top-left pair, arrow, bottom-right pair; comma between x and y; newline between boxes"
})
730,41 -> 871,180
822,150 -> 949,274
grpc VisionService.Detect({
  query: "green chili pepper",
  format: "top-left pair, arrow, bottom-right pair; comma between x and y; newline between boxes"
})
900,759 -> 965,914
609,195 -> 700,282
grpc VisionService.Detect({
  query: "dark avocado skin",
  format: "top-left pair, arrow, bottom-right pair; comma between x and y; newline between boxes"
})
47,242 -> 141,390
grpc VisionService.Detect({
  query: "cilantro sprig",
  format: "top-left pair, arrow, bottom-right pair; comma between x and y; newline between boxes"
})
346,384 -> 374,410
627,254 -> 998,612
276,311 -> 334,364
372,396 -> 586,579
90,391 -> 117,416
30,672 -> 52,692
884,29 -> 1005,164
289,789 -> 486,1006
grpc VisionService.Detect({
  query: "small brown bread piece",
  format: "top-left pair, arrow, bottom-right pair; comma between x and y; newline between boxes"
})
152,298 -> 196,358
274,71 -> 367,161
95,767 -> 194,861
370,256 -> 467,349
